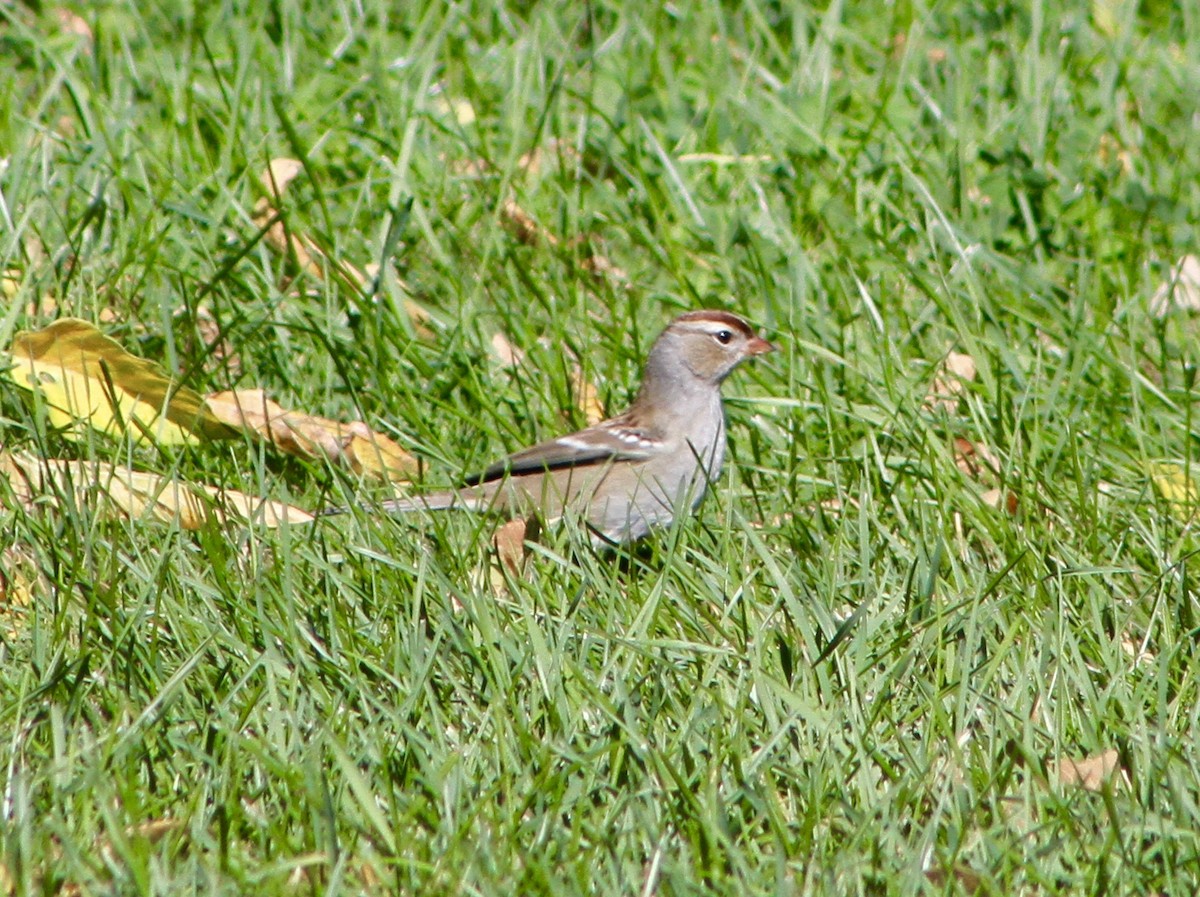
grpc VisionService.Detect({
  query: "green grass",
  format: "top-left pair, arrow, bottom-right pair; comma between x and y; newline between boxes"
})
3,0 -> 1200,893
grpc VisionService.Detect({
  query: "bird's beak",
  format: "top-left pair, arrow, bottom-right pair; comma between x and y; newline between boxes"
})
747,334 -> 777,356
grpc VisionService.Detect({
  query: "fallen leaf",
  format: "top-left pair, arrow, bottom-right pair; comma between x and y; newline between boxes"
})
53,7 -> 93,49
5,318 -> 235,445
494,518 -> 531,577
250,165 -> 431,335
0,452 -> 313,529
517,139 -> 582,175
490,516 -> 541,594
1054,749 -> 1124,791
260,158 -> 304,198
489,332 -> 525,368
1149,255 -> 1200,317
430,93 -> 476,125
0,546 -> 43,639
204,390 -> 418,481
579,253 -> 629,286
924,351 -> 977,412
343,431 -> 421,481
186,305 -> 242,377
954,436 -> 1001,479
924,865 -> 984,894
24,293 -> 61,318
1149,461 -> 1197,517
500,198 -> 557,247
980,488 -> 1019,514
1,268 -> 21,300
571,367 -> 605,425
128,819 -> 182,842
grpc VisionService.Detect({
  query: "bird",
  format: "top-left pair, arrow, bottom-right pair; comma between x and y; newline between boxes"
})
330,310 -> 774,544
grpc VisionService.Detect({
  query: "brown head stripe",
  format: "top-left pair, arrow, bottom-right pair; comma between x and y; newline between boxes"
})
672,310 -> 756,336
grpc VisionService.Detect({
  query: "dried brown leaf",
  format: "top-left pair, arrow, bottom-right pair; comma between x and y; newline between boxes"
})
1054,749 -> 1124,791
494,518 -> 531,578
53,8 -> 93,48
924,351 -> 977,412
260,158 -> 304,198
490,332 -> 526,368
923,865 -> 983,894
500,198 -> 557,247
189,305 -> 242,377
954,437 -> 1000,479
579,253 -> 629,286
980,488 -> 1019,515
205,389 -> 418,481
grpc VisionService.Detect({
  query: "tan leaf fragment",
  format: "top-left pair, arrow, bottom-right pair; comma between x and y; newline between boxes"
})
579,253 -> 629,286
4,318 -> 235,445
0,546 -> 45,639
188,305 -> 242,377
980,488 -> 1019,515
204,390 -> 418,481
490,332 -> 526,369
494,518 -> 530,578
500,198 -> 558,247
260,158 -> 304,198
1149,255 -> 1200,317
251,165 -> 430,335
492,517 -> 541,590
572,367 -> 605,426
924,351 -> 977,412
1,452 -> 312,529
1054,749 -> 1124,791
954,437 -> 1001,479
923,865 -> 984,894
451,139 -> 583,179
53,8 -> 94,49
252,159 -> 365,287
518,139 -> 582,175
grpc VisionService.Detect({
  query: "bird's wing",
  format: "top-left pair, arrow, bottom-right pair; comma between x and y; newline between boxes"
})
463,424 -> 661,486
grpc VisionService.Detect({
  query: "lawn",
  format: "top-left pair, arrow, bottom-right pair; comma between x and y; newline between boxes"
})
3,0 -> 1200,893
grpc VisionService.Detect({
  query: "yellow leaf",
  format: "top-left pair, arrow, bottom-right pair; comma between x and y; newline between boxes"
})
1,452 -> 313,529
0,546 -> 43,639
344,431 -> 421,481
571,366 -> 605,426
1149,461 -> 1198,514
5,319 -> 234,445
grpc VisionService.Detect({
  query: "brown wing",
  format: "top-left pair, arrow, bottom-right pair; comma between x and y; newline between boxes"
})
463,425 -> 659,486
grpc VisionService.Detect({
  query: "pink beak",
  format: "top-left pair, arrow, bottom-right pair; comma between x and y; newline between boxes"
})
747,334 -> 776,356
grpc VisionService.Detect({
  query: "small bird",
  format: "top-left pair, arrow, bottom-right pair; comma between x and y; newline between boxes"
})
333,310 -> 774,544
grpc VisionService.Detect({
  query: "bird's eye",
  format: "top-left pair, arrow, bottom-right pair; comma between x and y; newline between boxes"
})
715,330 -> 733,345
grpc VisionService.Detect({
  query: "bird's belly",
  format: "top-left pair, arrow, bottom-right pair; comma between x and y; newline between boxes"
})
588,459 -> 712,544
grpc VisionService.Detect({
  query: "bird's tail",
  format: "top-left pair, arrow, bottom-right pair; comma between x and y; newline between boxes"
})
319,490 -> 485,518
